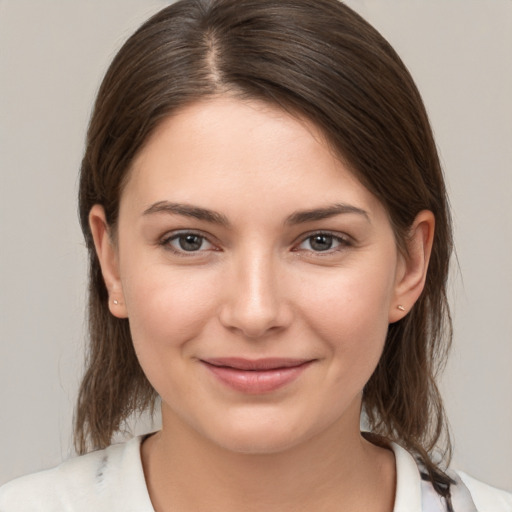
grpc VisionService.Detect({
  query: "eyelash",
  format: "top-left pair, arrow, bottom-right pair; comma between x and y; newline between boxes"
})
294,231 -> 352,255
159,230 -> 352,257
159,230 -> 216,257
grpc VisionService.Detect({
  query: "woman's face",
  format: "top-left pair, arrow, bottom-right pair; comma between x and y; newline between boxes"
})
92,97 -> 428,454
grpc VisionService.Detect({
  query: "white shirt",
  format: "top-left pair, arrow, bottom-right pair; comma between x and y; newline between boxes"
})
1,435 -> 510,511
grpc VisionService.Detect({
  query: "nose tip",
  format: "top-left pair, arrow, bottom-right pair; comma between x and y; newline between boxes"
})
220,297 -> 287,339
218,259 -> 292,339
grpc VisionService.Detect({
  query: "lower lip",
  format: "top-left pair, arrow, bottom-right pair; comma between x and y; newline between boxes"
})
202,362 -> 312,394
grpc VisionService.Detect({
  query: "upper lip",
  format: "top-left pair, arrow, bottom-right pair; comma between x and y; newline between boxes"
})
201,357 -> 314,371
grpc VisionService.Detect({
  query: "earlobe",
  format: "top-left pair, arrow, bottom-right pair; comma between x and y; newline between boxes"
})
389,210 -> 435,323
89,204 -> 128,319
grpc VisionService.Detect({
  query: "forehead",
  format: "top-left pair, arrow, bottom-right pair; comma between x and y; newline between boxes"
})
132,97 -> 334,175
122,96 -> 383,220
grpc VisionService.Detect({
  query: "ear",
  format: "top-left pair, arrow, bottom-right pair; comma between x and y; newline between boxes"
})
89,204 -> 128,318
389,210 -> 435,323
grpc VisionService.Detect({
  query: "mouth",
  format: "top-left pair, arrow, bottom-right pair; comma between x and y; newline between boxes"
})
200,357 -> 315,394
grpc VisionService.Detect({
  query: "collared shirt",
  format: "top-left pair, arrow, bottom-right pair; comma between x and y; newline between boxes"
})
1,435 -> 511,511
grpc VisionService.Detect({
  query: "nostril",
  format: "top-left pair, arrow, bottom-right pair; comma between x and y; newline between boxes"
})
217,258 -> 293,337
218,299 -> 292,339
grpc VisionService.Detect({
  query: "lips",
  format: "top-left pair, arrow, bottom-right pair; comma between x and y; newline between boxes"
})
200,357 -> 314,394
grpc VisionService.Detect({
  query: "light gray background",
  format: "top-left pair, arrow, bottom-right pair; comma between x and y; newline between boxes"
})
1,0 -> 511,491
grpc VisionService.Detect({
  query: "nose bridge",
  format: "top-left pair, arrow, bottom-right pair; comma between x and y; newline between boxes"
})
219,242 -> 289,338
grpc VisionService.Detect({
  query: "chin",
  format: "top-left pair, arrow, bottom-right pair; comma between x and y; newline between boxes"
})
198,413 -> 320,456
213,430 -> 304,455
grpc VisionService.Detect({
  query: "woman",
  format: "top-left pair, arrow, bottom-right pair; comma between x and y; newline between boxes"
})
1,0 -> 510,510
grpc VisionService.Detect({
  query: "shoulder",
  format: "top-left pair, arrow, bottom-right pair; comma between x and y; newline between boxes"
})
455,471 -> 512,512
0,436 -> 153,512
390,441 -> 512,512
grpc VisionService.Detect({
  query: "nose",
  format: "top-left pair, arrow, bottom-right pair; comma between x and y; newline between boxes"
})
218,250 -> 293,339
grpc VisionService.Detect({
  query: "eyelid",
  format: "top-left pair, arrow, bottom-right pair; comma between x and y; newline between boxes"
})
157,229 -> 353,256
159,229 -> 219,256
293,230 -> 353,253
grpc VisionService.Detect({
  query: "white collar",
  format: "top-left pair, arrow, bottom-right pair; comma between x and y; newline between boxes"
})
391,442 -> 426,511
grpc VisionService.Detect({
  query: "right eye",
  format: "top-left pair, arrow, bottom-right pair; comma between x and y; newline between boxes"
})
161,231 -> 215,255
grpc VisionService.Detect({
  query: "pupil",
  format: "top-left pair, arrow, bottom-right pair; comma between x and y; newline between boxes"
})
179,234 -> 202,251
311,235 -> 332,251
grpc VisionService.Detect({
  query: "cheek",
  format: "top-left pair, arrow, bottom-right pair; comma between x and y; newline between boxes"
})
120,265 -> 224,401
296,260 -> 396,373
121,263 -> 220,354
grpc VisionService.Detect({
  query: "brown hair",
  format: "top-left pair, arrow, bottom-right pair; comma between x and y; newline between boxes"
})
76,0 -> 453,493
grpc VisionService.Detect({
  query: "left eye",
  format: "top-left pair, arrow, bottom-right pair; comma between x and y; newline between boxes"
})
164,233 -> 213,253
298,233 -> 346,252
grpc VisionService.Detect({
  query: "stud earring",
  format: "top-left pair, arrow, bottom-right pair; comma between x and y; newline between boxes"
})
397,305 -> 406,311
113,299 -> 119,305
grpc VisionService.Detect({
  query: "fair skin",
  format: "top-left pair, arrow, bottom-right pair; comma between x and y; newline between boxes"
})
90,97 -> 434,512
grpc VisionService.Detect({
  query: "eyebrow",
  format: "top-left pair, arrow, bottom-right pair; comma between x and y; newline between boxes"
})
285,203 -> 370,225
142,201 -> 370,226
143,201 -> 230,226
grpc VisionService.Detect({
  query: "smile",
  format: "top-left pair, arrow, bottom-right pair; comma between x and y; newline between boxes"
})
200,358 -> 315,394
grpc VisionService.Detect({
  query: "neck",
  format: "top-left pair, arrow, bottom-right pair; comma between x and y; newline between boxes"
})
141,406 -> 396,512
